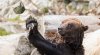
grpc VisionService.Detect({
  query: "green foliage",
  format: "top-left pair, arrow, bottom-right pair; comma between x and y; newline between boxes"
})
0,27 -> 11,36
14,2 -> 25,14
68,5 -> 76,12
7,16 -> 20,22
42,7 -> 49,14
64,0 -> 71,5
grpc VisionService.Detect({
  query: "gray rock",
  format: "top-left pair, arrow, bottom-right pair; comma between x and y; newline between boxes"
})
14,35 -> 34,55
0,33 -> 41,55
14,33 -> 41,55
0,33 -> 27,55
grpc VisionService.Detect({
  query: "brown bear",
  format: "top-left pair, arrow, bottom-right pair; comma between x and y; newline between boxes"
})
26,17 -> 88,55
58,18 -> 88,55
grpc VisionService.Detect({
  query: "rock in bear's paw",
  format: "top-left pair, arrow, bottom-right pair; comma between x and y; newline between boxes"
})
26,16 -> 38,30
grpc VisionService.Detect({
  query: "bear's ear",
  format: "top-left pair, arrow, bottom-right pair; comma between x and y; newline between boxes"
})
82,26 -> 88,31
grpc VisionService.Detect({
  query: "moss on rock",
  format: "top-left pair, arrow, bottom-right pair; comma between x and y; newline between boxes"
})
0,27 -> 11,36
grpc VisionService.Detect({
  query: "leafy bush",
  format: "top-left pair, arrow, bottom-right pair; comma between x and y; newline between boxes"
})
41,7 -> 49,14
13,2 -> 25,14
0,27 -> 11,36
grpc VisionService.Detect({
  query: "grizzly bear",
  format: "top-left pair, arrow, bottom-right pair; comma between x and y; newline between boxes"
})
58,18 -> 88,55
26,17 -> 88,55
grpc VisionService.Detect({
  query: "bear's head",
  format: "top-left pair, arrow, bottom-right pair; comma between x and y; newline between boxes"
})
58,18 -> 88,44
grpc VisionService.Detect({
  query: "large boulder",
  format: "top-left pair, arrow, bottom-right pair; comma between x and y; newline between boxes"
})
83,29 -> 100,55
0,32 -> 41,55
0,33 -> 27,55
14,33 -> 40,55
